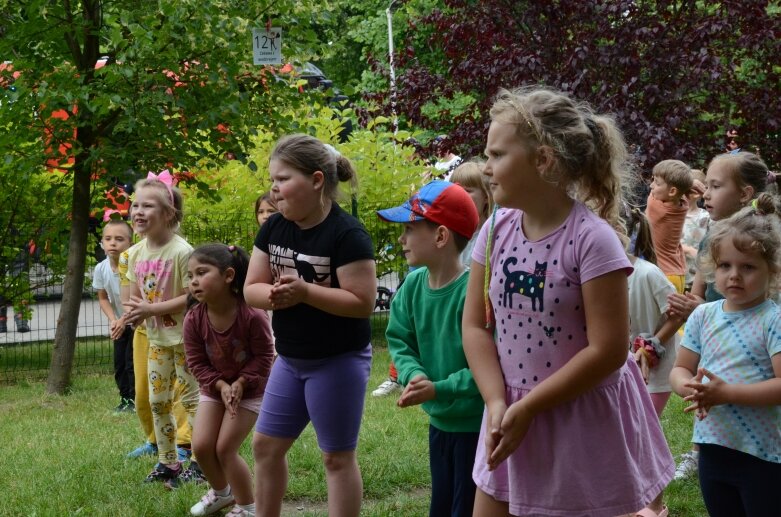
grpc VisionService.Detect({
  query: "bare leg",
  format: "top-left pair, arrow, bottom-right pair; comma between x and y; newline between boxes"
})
472,488 -> 512,517
322,450 -> 362,517
253,432 -> 295,517
216,407 -> 258,505
192,401 -> 227,488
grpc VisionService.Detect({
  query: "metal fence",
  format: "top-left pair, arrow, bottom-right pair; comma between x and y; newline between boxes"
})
0,213 -> 404,383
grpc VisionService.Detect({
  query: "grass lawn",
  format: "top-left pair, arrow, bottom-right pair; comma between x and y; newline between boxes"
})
0,347 -> 707,516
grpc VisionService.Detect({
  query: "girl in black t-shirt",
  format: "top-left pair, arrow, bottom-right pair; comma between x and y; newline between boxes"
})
244,134 -> 376,517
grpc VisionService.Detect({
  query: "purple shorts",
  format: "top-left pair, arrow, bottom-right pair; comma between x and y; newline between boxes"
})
255,345 -> 371,452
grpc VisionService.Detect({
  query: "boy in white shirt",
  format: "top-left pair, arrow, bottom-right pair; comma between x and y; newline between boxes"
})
93,219 -> 135,413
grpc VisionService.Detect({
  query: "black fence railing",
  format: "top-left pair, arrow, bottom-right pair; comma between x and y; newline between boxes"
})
0,213 -> 404,383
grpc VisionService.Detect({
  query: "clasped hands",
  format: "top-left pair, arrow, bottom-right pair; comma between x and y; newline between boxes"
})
682,367 -> 728,420
269,275 -> 308,310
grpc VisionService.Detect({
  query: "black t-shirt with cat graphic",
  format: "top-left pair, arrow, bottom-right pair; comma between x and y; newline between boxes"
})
254,203 -> 375,359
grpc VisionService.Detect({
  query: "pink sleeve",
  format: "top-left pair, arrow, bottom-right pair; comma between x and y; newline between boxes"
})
575,219 -> 633,283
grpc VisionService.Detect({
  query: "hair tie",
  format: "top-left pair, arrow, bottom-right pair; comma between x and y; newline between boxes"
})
228,245 -> 236,252
147,169 -> 174,203
324,143 -> 341,159
751,198 -> 759,210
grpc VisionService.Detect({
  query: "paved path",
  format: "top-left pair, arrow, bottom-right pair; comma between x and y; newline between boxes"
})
0,297 -> 108,346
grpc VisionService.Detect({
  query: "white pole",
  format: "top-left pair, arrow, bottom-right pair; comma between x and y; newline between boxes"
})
386,0 -> 398,136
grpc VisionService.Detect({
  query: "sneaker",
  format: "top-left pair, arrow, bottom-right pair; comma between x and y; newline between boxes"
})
674,451 -> 699,480
371,378 -> 401,397
144,462 -> 181,483
225,505 -> 254,517
177,445 -> 192,462
127,441 -> 158,459
113,399 -> 135,414
166,461 -> 206,489
190,488 -> 235,516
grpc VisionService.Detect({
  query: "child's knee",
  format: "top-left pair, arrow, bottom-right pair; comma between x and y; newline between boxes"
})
321,450 -> 356,472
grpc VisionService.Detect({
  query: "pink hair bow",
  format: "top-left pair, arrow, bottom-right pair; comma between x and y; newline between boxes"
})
147,169 -> 174,202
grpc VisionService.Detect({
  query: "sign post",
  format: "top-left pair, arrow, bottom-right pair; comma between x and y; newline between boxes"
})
252,27 -> 282,65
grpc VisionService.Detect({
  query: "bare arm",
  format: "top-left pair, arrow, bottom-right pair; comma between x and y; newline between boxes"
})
270,259 -> 376,318
244,246 -> 274,310
685,354 -> 781,409
462,261 -> 508,470
96,289 -> 117,324
670,346 -> 700,398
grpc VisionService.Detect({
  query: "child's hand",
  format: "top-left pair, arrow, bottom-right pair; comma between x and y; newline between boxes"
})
633,349 -> 650,384
667,292 -> 701,319
109,316 -> 126,340
488,400 -> 534,471
218,381 -> 235,417
229,378 -> 245,417
269,275 -> 309,310
123,296 -> 153,324
684,367 -> 729,419
397,375 -> 434,407
484,400 -> 507,470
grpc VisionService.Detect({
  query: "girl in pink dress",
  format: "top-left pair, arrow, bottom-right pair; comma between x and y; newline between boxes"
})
463,87 -> 674,517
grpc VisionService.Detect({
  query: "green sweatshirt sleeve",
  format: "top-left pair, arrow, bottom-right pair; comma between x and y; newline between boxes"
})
386,280 -> 429,386
432,366 -> 480,400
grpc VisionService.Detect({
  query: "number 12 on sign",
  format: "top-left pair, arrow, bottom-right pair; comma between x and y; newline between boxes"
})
253,27 -> 282,65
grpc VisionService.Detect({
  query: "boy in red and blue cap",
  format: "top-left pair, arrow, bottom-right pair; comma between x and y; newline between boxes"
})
377,180 -> 483,517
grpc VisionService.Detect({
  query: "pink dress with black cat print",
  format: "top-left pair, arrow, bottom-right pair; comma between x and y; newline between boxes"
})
471,201 -> 674,517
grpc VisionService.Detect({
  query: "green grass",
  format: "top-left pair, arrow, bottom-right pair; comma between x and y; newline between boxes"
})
0,347 -> 707,516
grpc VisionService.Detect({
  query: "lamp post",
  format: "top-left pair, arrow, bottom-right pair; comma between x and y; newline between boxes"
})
386,0 -> 399,136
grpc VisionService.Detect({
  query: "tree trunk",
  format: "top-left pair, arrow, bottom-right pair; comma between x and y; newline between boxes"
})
46,159 -> 92,394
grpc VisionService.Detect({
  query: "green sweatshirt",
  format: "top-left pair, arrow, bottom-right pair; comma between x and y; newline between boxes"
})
386,267 -> 483,432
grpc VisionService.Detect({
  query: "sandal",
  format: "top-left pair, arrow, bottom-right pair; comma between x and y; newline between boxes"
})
634,506 -> 668,517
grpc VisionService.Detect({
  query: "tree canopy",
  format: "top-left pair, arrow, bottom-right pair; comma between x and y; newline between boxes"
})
379,0 -> 780,170
0,0 -> 324,392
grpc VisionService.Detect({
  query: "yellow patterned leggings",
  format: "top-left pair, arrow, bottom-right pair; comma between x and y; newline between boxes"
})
133,329 -> 192,445
148,343 -> 199,465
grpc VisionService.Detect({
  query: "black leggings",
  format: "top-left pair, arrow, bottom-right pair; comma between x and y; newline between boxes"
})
698,443 -> 781,517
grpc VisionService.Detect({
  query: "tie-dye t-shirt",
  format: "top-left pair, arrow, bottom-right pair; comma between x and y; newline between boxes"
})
126,234 -> 193,346
682,299 -> 781,463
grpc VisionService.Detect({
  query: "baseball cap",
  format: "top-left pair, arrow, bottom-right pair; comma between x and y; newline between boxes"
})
376,180 -> 479,238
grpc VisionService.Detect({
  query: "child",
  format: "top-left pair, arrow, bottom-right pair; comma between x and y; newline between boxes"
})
185,244 -> 275,517
124,171 -> 200,484
244,135 -> 376,517
666,152 -> 771,480
450,160 -> 494,267
254,192 -> 278,227
378,180 -> 483,517
462,87 -> 674,516
626,209 -> 685,517
93,219 -> 135,413
669,195 -> 781,516
627,210 -> 682,412
121,220 -> 193,462
647,159 -> 694,294
681,169 -> 709,291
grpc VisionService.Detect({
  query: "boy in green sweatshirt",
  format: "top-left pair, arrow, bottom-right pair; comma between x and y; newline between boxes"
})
377,180 -> 483,517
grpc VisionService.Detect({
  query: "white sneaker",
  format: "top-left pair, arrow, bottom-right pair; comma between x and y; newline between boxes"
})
372,378 -> 401,397
190,488 -> 235,516
674,451 -> 699,480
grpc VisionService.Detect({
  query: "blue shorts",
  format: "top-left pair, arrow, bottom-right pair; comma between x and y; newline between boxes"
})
255,345 -> 371,452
